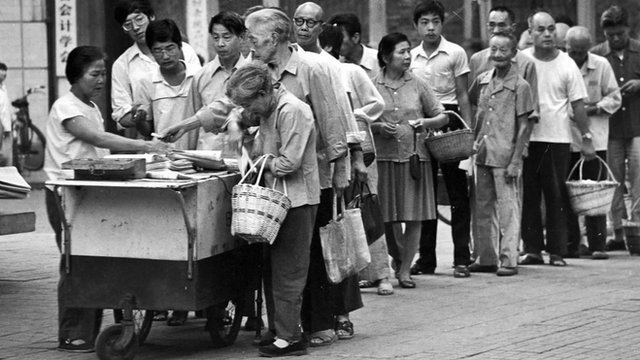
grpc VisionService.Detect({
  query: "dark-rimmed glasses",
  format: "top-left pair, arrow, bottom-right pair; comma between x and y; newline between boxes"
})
293,17 -> 322,28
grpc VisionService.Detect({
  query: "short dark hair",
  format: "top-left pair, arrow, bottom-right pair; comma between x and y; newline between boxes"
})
65,46 -> 105,84
0,62 -> 6,71
319,24 -> 343,59
209,11 -> 246,36
413,0 -> 445,24
114,0 -> 154,26
377,32 -> 410,68
489,5 -> 515,24
554,14 -> 574,27
601,5 -> 629,29
327,13 -> 361,38
145,19 -> 183,49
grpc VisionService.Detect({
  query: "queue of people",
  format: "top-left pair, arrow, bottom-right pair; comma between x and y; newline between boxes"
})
38,0 -> 640,357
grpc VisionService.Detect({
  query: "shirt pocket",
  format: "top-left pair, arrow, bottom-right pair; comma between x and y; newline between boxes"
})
433,69 -> 453,93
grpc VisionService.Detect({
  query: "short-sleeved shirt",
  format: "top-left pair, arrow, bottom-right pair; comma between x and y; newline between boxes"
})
44,92 -> 110,183
250,86 -> 320,208
469,47 -> 538,116
189,54 -> 248,150
373,70 -> 444,162
111,42 -> 201,124
136,60 -> 200,150
359,44 -> 381,80
591,38 -> 640,139
521,48 -> 587,143
569,53 -> 621,151
410,36 -> 470,105
470,66 -> 534,167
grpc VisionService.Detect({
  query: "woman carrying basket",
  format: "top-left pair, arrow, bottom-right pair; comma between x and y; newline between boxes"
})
161,62 -> 319,357
371,33 -> 448,288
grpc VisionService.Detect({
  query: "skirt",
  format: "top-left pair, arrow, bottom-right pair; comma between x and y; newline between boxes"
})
377,161 -> 436,222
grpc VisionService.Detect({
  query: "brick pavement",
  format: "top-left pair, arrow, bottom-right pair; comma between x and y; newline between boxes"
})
2,188 -> 640,359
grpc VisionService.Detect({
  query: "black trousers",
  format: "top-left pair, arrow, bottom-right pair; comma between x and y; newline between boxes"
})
386,105 -> 472,268
567,151 -> 608,253
521,142 -> 571,256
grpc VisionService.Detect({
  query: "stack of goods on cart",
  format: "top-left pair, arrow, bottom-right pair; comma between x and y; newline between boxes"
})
0,166 -> 31,199
169,158 -> 196,174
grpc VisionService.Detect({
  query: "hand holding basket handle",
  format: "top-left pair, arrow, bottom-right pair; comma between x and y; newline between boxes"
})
424,110 -> 475,163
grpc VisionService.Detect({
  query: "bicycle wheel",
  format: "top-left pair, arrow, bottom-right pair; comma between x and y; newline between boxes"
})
22,123 -> 46,171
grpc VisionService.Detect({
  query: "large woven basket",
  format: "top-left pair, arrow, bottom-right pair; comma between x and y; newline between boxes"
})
424,110 -> 475,163
565,155 -> 618,217
231,155 -> 291,244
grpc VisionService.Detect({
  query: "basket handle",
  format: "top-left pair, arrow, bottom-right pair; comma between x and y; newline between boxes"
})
442,110 -> 470,130
630,197 -> 640,214
566,155 -> 617,183
272,175 -> 288,197
237,154 -> 268,184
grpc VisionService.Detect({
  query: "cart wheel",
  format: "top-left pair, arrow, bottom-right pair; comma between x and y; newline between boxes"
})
95,324 -> 139,360
113,309 -> 154,345
207,295 -> 245,348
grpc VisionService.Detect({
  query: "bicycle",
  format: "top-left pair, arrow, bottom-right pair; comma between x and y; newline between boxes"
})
11,86 -> 46,173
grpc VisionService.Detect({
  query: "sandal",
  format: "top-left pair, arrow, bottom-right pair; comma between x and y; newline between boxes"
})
309,329 -> 337,347
359,279 -> 376,288
398,278 -> 416,289
549,254 -> 567,267
335,320 -> 354,340
377,279 -> 394,296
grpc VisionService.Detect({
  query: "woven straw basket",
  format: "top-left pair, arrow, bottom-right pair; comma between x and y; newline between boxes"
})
565,155 -> 618,217
424,110 -> 475,163
231,154 -> 291,244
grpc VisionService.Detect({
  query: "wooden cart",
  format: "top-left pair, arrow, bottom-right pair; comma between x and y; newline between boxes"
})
47,172 -> 262,359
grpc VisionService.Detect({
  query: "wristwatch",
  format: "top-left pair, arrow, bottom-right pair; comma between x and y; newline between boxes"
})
582,132 -> 593,141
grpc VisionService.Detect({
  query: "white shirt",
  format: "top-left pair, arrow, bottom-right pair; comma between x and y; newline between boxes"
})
0,85 -> 11,133
136,60 -> 200,150
570,53 -> 621,151
111,41 -> 201,124
410,36 -> 470,105
522,48 -> 588,143
44,92 -> 110,183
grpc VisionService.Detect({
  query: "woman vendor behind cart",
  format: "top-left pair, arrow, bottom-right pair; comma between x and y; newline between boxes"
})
44,45 -> 171,353
161,62 -> 320,357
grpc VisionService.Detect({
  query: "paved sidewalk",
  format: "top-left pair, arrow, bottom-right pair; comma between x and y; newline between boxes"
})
2,188 -> 640,359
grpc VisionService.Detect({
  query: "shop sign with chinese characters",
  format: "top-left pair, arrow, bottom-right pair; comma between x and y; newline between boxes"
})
55,0 -> 77,77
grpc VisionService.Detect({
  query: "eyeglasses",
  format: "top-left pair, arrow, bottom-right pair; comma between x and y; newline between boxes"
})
151,44 -> 179,56
293,17 -> 322,28
122,14 -> 148,32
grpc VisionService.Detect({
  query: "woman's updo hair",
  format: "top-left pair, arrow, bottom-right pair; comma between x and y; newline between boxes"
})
377,32 -> 410,69
65,46 -> 105,84
225,61 -> 273,103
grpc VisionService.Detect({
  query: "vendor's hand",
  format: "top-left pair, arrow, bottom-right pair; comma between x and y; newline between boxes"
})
332,156 -> 350,197
226,117 -> 244,149
505,161 -> 522,184
146,139 -> 174,154
621,79 -> 640,96
159,123 -> 186,143
379,123 -> 397,139
580,139 -> 596,161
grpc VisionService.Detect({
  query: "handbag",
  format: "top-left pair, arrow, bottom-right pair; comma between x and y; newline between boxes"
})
347,181 -> 385,245
410,128 -> 421,180
320,196 -> 370,284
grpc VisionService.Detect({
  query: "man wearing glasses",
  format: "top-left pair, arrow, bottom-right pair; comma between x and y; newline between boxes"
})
111,0 -> 200,137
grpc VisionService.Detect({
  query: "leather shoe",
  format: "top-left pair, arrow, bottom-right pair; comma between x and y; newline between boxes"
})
467,263 -> 498,273
591,251 -> 609,260
410,263 -> 435,275
259,339 -> 308,357
453,265 -> 471,277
